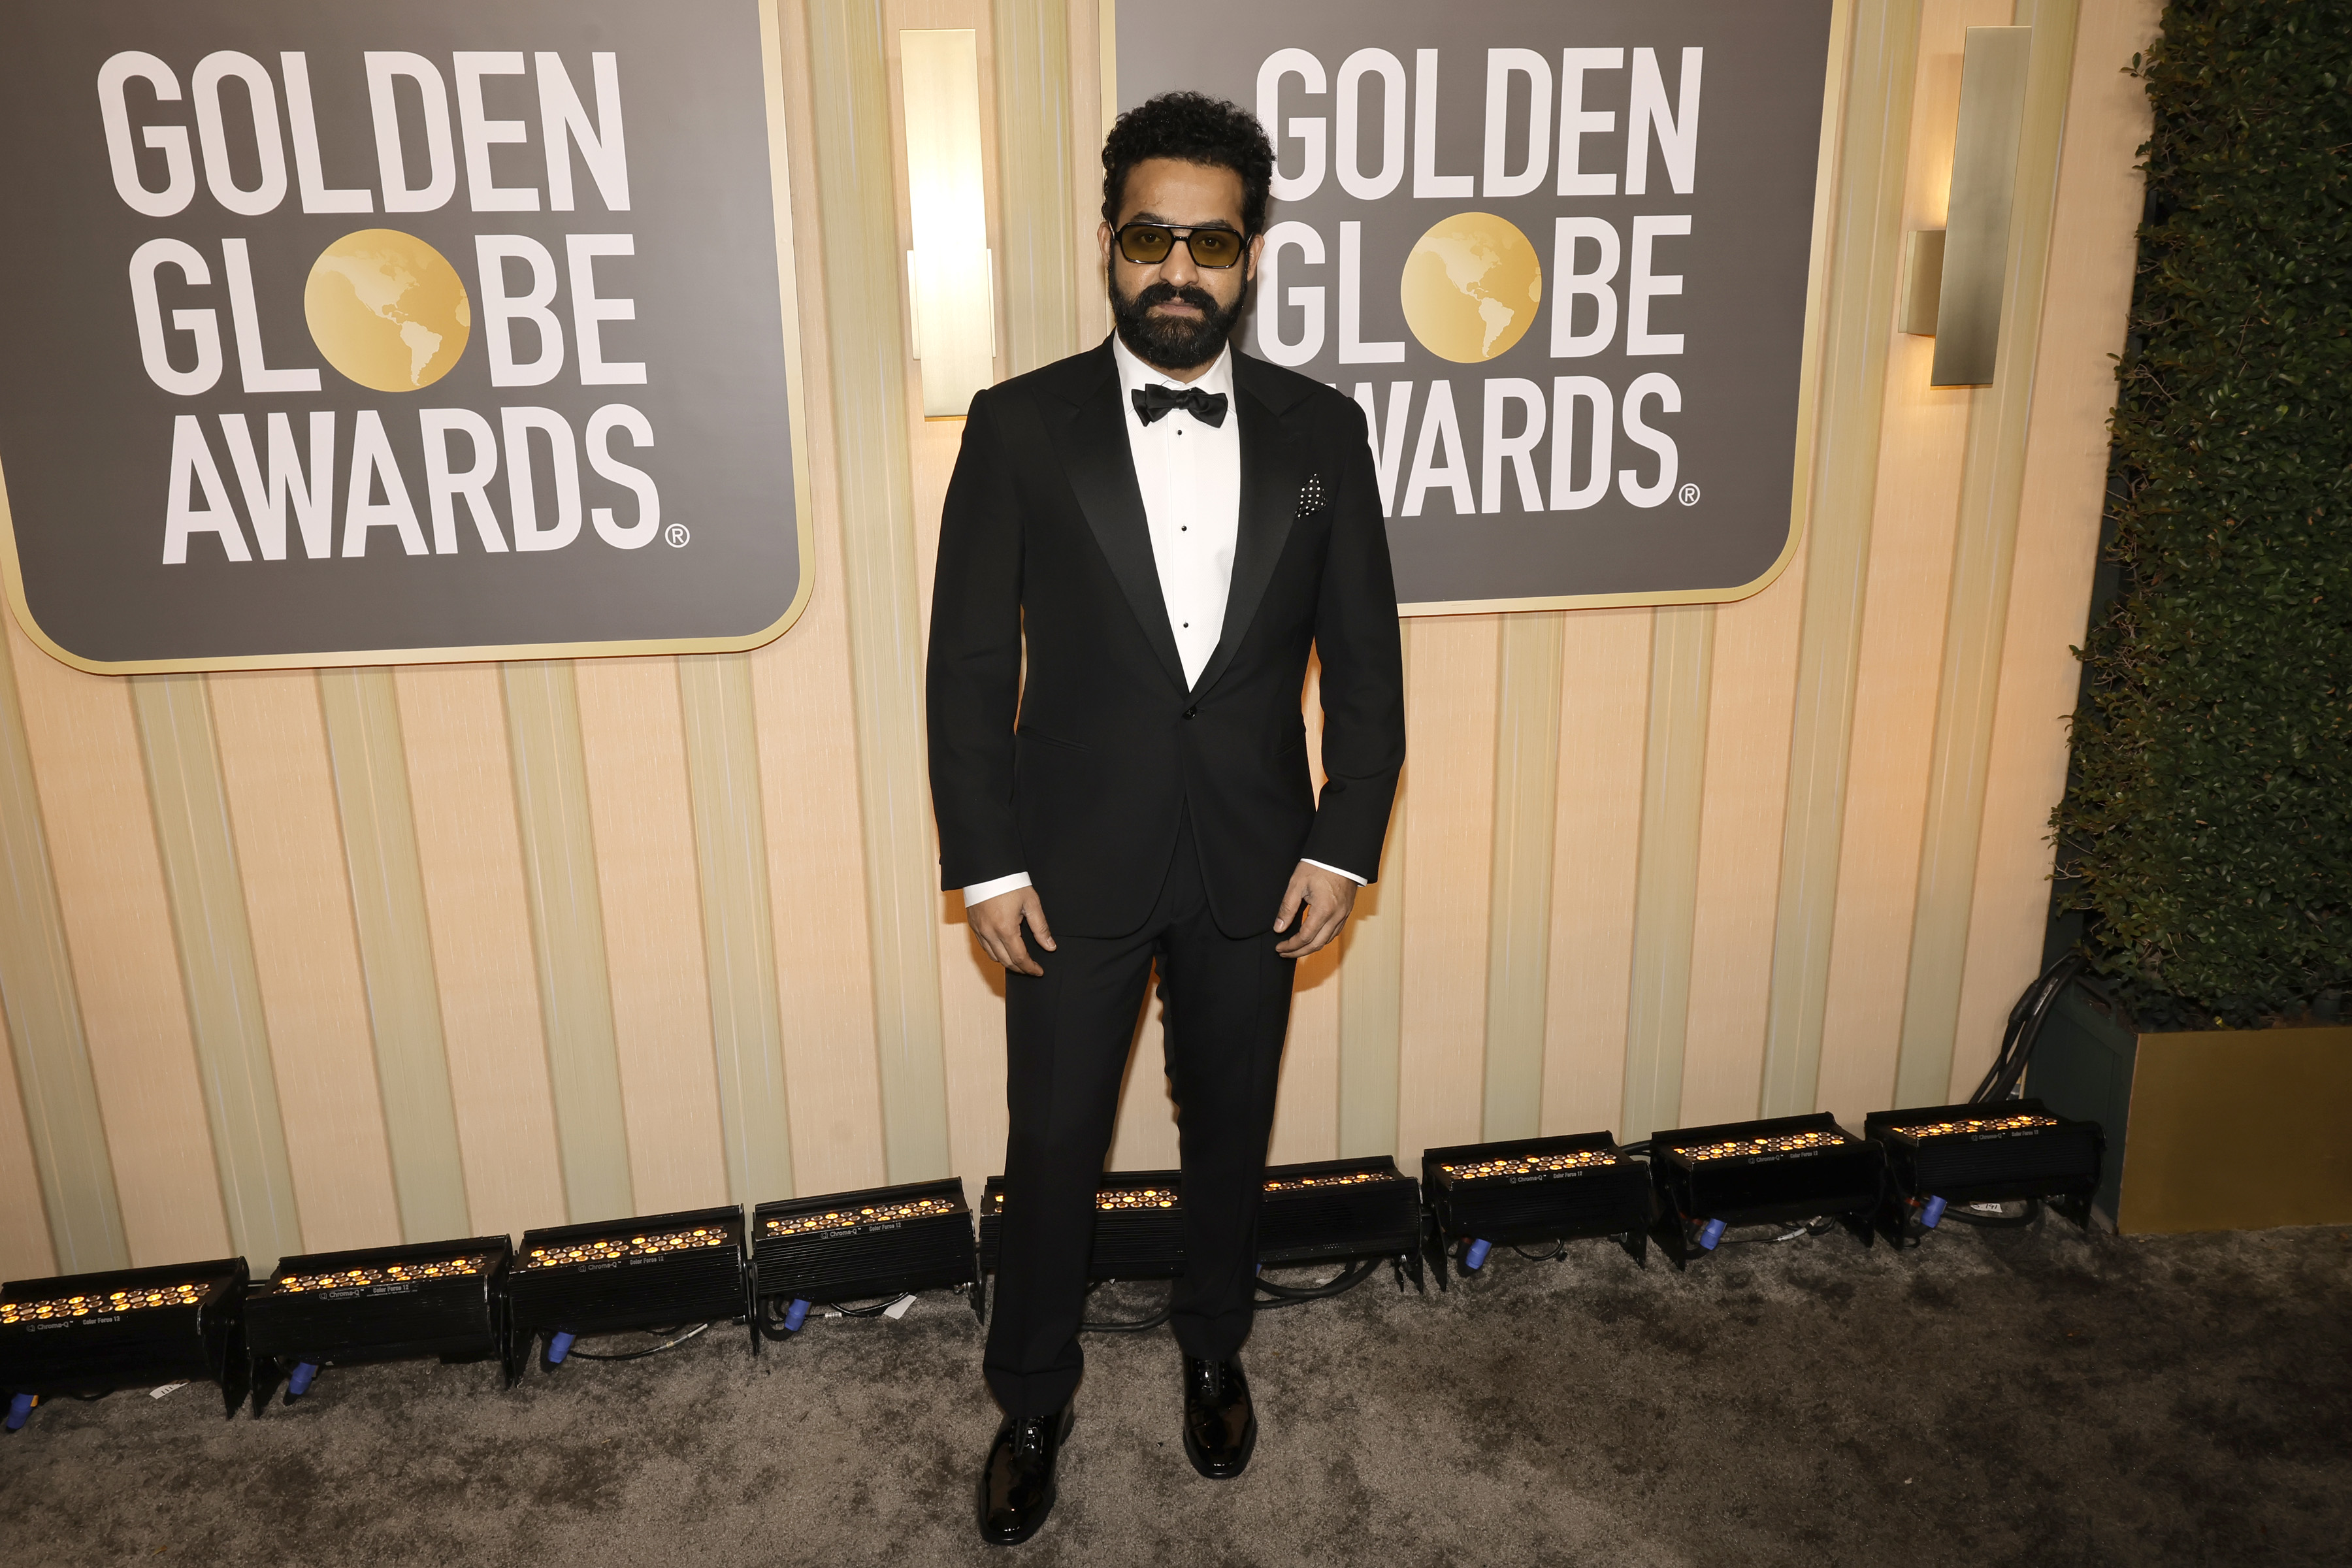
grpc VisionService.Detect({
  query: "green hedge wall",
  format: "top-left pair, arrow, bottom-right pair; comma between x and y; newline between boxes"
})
2052,0 -> 2351,1028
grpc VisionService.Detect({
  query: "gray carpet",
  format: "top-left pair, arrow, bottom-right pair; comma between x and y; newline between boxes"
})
3,1218 -> 2345,1566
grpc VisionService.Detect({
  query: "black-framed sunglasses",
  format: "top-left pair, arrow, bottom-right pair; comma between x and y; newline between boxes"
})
1114,221 -> 1249,269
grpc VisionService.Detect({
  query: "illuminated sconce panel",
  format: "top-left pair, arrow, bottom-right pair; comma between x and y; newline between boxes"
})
1930,26 -> 2033,387
900,28 -> 996,417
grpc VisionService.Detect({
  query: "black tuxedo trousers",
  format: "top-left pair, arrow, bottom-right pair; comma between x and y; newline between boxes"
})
985,811 -> 1294,1416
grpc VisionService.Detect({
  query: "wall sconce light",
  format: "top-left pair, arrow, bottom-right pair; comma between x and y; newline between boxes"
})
1899,26 -> 2032,387
900,28 -> 997,417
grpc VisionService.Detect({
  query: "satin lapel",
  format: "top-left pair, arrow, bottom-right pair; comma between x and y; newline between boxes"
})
1193,378 -> 1305,696
1058,365 -> 1188,692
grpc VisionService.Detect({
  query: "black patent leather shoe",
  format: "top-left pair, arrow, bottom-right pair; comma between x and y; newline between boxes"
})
1181,1356 -> 1257,1479
977,1403 -> 1074,1546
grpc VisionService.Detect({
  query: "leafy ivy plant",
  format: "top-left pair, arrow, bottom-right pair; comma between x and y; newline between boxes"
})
2052,0 -> 2351,1029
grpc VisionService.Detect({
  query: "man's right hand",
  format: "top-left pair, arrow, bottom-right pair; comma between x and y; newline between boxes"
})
968,886 -> 1056,977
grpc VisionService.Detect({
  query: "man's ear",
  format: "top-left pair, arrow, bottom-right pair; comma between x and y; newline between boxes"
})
1098,220 -> 1114,269
1245,230 -> 1265,284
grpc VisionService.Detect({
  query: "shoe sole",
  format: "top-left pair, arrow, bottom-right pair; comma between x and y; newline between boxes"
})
979,1409 -> 1076,1546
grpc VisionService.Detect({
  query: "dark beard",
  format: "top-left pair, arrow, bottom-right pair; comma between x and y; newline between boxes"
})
1109,273 -> 1250,372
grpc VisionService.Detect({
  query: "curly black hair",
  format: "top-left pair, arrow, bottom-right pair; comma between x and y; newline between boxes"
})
1100,91 -> 1275,237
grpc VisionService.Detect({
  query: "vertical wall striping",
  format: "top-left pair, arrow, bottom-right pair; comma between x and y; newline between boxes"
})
1622,606 -> 1718,1139
501,661 -> 634,1223
1760,0 -> 1923,1118
804,0 -> 953,1183
0,619 -> 123,1273
1482,613 -> 1565,1141
992,0 -> 1080,372
1895,0 -> 2083,1104
131,676 -> 303,1271
316,668 -> 470,1243
678,654 -> 796,1204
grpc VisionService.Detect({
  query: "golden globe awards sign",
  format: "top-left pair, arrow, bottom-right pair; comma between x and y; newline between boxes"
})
1119,0 -> 1835,611
0,0 -> 808,672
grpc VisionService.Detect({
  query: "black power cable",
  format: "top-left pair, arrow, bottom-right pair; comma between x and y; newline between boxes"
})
1971,953 -> 2086,1104
562,1323 -> 710,1361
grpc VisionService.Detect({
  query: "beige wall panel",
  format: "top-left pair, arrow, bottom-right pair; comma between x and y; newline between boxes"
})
1951,0 -> 2160,1096
393,663 -> 564,1241
1068,0 -> 1111,342
1759,0 -> 1923,1118
1622,608 -> 1716,1140
11,619 -> 227,1266
804,0 -> 954,1184
1541,608 -> 1651,1137
208,670 -> 400,1254
0,612 -> 126,1273
994,0 -> 1081,375
1897,0 -> 2082,1103
1678,553 -> 1808,1128
571,659 -> 730,1215
759,8 -> 891,1202
1482,614 -> 1564,1142
1394,615 -> 1499,1164
1814,342 -> 1969,1126
0,1049 -> 55,1277
1812,2 -> 1995,1125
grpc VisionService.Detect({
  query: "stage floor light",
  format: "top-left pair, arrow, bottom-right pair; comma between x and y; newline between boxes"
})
1648,1114 -> 1886,1267
753,1179 -> 981,1338
1865,1100 -> 2104,1243
977,1171 -> 1188,1284
1420,1133 -> 1652,1284
244,1237 -> 515,1411
1,1259 -> 248,1426
1259,1157 -> 1425,1294
511,1207 -> 749,1367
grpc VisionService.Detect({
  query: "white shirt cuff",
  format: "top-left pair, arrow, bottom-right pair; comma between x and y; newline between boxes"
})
1301,858 -> 1367,887
962,871 -> 1032,906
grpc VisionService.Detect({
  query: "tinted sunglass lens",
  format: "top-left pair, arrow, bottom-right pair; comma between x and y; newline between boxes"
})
1190,231 -> 1240,267
1121,226 -> 1173,263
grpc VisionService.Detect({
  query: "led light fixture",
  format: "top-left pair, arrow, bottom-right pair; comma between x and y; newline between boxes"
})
510,1206 -> 749,1366
1420,1132 -> 1652,1285
752,1179 -> 979,1337
244,1237 -> 514,1411
1865,1099 -> 2104,1244
1258,1158 -> 1425,1292
0,1259 -> 248,1426
1648,1114 -> 1886,1267
977,1171 -> 1188,1283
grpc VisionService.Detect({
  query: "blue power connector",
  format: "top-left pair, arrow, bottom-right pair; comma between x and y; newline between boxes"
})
547,1331 -> 577,1365
286,1362 -> 319,1399
5,1392 -> 31,1431
783,1299 -> 811,1332
1920,1196 -> 1948,1229
1697,1218 -> 1726,1251
1463,1239 -> 1493,1270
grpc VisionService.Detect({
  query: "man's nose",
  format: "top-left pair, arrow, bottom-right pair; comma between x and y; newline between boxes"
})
1158,240 -> 1200,288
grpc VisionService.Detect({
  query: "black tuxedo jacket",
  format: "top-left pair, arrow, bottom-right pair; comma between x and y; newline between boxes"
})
926,338 -> 1406,939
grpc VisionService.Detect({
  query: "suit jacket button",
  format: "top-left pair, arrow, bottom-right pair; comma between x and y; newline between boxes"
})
1183,706 -> 1199,720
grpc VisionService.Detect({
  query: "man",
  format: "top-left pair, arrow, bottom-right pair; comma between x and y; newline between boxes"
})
926,91 -> 1405,1546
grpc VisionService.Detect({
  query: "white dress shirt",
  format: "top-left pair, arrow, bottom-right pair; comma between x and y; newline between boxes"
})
962,337 -> 1362,907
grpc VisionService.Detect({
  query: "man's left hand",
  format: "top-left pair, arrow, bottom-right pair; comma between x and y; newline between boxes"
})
1273,861 -> 1358,958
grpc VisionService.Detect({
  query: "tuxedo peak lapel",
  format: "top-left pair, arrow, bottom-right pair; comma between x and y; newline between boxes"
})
1056,350 -> 1188,692
1192,373 -> 1305,697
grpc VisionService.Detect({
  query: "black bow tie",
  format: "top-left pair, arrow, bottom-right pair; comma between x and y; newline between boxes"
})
1132,384 -> 1228,428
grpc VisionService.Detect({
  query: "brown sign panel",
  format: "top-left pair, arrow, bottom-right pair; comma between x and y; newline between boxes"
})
0,0 -> 809,672
1118,0 -> 1836,612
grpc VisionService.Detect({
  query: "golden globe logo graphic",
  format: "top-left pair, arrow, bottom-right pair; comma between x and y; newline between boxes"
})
304,231 -> 472,394
1398,213 -> 1542,364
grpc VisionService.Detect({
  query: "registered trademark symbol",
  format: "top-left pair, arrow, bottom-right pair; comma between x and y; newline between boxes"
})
1678,483 -> 1701,507
664,523 -> 691,547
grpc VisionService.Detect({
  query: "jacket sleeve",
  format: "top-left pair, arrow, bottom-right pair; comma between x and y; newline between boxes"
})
926,388 -> 1028,890
1299,395 -> 1406,882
